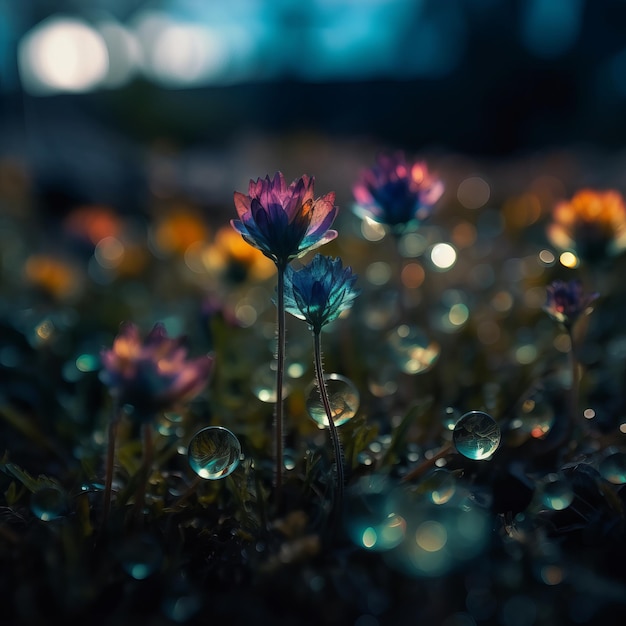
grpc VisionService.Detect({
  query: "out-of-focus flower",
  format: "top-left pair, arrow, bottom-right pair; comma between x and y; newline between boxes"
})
24,255 -> 83,300
63,205 -> 123,247
153,209 -> 209,256
231,172 -> 337,268
282,254 -> 360,333
548,189 -> 626,261
204,226 -> 275,282
100,322 -> 213,420
543,279 -> 598,328
353,153 -> 444,233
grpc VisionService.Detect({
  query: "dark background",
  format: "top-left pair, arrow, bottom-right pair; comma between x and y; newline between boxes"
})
2,0 -> 626,216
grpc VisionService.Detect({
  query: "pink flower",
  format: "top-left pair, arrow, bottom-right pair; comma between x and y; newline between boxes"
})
100,322 -> 213,419
231,172 -> 337,268
353,152 -> 443,233
544,280 -> 599,328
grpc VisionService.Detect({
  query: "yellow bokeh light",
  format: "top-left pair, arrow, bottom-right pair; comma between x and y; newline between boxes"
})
559,251 -> 579,268
415,521 -> 447,552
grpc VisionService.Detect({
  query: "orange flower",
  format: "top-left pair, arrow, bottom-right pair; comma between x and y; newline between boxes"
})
153,210 -> 209,256
24,255 -> 82,300
548,189 -> 626,261
212,226 -> 275,281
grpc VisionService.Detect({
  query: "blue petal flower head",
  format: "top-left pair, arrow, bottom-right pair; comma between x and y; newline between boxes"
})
543,279 -> 599,328
282,254 -> 360,333
231,172 -> 338,268
353,152 -> 443,234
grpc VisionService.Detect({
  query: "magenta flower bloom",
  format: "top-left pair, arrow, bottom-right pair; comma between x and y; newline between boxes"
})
100,322 -> 213,420
544,280 -> 599,328
353,152 -> 444,233
231,172 -> 338,268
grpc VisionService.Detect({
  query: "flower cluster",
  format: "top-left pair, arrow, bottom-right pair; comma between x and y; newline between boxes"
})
353,152 -> 443,233
100,322 -> 213,419
548,189 -> 626,261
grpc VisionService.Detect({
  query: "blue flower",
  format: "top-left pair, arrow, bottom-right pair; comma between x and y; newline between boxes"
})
353,152 -> 443,233
543,280 -> 599,328
282,255 -> 360,333
231,172 -> 338,268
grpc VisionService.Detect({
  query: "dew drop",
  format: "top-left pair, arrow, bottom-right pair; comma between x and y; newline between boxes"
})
251,361 -> 292,403
442,407 -> 461,431
515,392 -> 555,439
367,361 -> 399,397
419,469 -> 456,505
30,485 -> 69,521
345,475 -> 406,551
452,411 -> 501,460
283,449 -> 297,471
540,474 -> 573,510
305,374 -> 360,428
188,426 -> 242,480
387,325 -> 440,375
599,452 -> 626,484
119,534 -> 163,580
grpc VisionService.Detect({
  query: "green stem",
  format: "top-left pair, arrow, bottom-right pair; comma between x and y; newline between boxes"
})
392,232 -> 407,325
568,327 -> 581,436
275,265 -> 286,507
313,331 -> 345,521
400,442 -> 453,483
133,423 -> 154,524
102,404 -> 119,527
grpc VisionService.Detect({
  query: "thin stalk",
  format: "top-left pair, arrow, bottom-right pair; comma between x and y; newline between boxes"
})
401,442 -> 453,483
133,423 -> 154,524
568,327 -> 582,435
171,475 -> 203,510
274,265 -> 286,506
392,232 -> 407,325
313,331 -> 345,520
102,404 -> 119,527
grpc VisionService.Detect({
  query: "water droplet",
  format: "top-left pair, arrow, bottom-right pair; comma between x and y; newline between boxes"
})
418,469 -> 456,505
515,392 -> 554,438
283,449 -> 297,471
162,590 -> 202,623
305,374 -> 360,428
30,485 -> 69,521
599,452 -> 626,484
75,353 -> 99,372
442,407 -> 461,432
188,427 -> 242,480
357,450 -> 376,466
345,474 -> 406,551
367,360 -> 399,397
119,534 -> 163,580
251,361 -> 292,403
540,474 -> 573,510
387,325 -> 440,374
164,411 -> 184,423
453,411 -> 501,460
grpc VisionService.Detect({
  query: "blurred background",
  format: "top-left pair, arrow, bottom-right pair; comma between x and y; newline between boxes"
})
2,0 -> 626,218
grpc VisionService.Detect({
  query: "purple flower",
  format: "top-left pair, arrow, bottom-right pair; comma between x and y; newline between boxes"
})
100,322 -> 213,420
282,254 -> 360,333
231,172 -> 338,268
544,280 -> 599,328
353,152 -> 443,233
